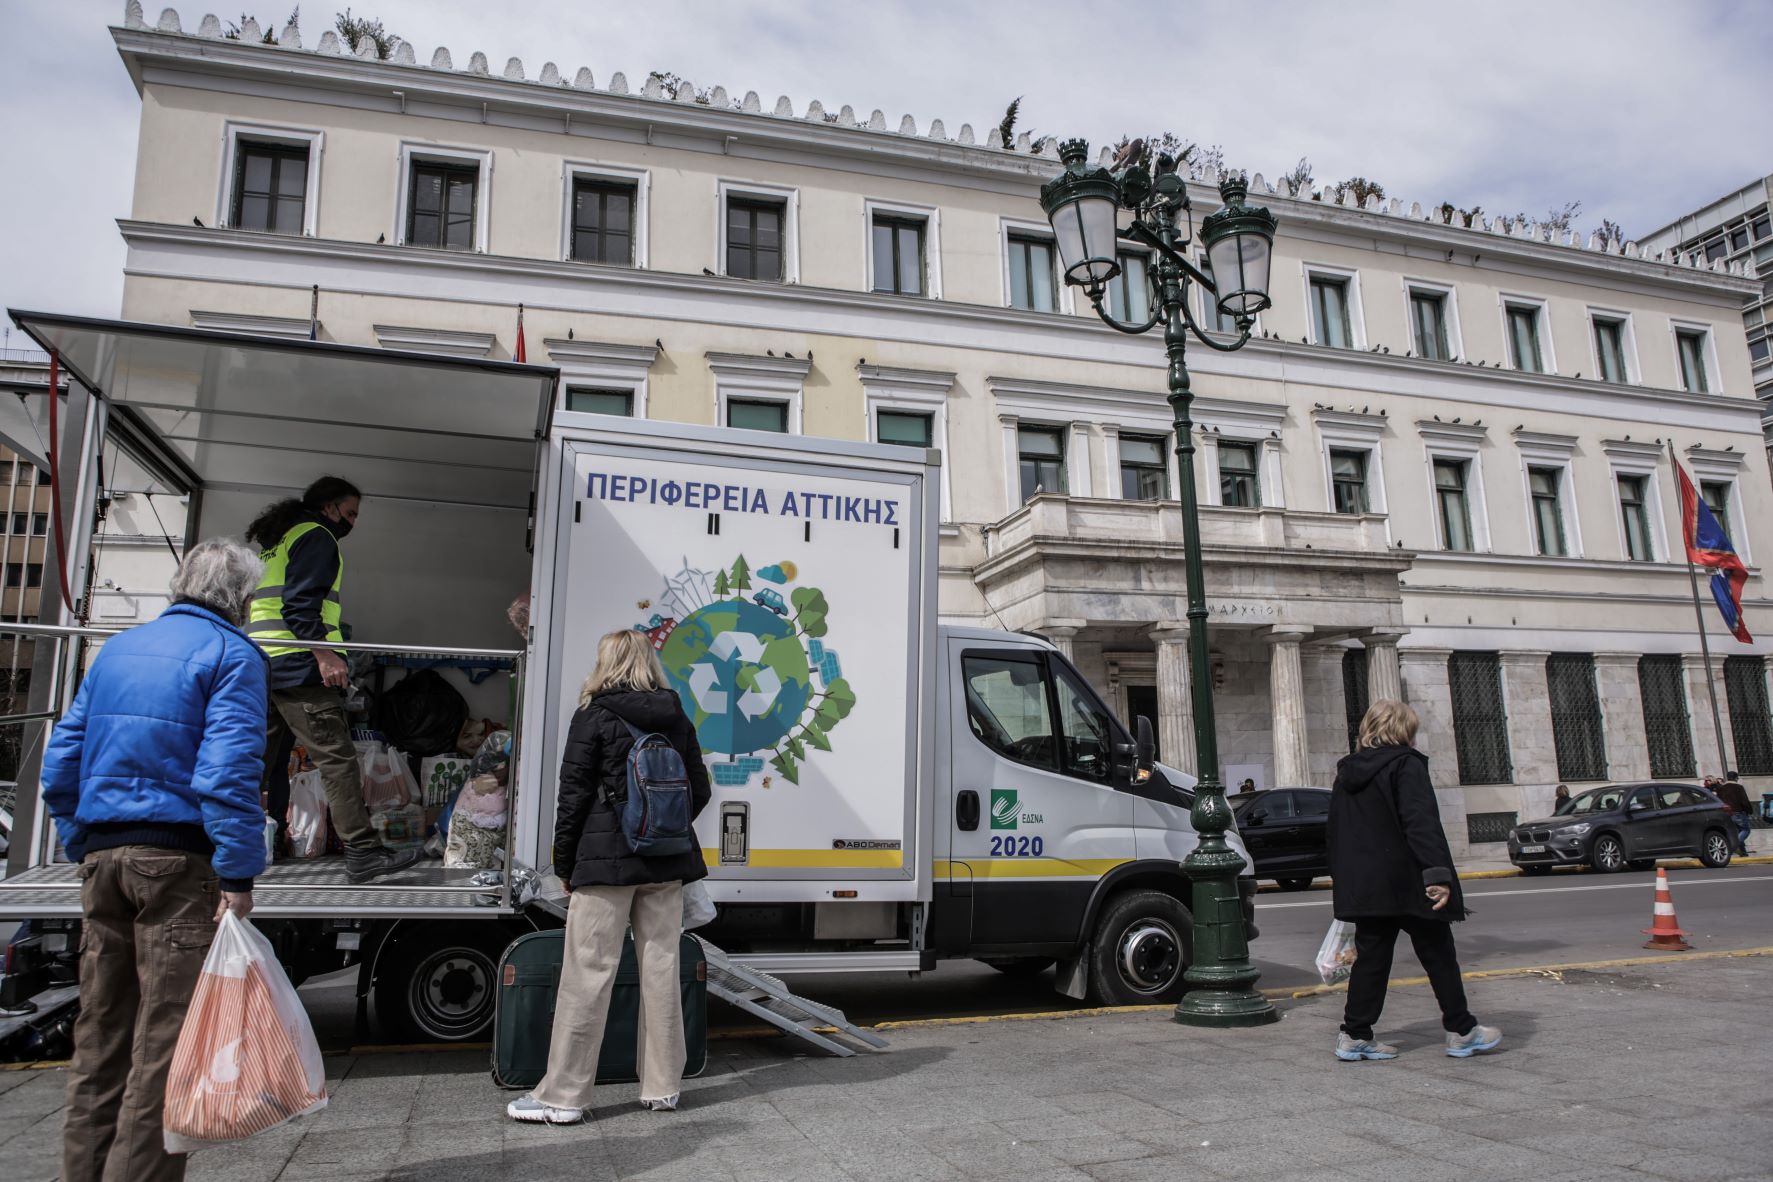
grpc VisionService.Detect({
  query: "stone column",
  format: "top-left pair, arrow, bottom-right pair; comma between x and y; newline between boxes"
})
1499,651 -> 1555,797
1151,623 -> 1195,774
1683,653 -> 1733,777
1066,421 -> 1093,498
1040,619 -> 1086,662
1267,626 -> 1313,787
1363,629 -> 1405,703
1397,647 -> 1467,857
1594,652 -> 1647,781
998,414 -> 1021,512
1099,423 -> 1121,500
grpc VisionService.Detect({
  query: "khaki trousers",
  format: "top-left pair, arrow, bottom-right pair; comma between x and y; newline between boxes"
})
532,881 -> 686,1110
64,846 -> 218,1182
261,685 -> 375,849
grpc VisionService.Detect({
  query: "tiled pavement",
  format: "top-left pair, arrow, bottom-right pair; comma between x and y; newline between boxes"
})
5,956 -> 1770,1181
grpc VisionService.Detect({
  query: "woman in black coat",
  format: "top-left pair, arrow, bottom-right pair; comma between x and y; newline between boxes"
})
1327,699 -> 1500,1061
507,630 -> 712,1125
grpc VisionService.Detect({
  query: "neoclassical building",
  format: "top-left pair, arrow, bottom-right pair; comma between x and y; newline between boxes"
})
97,6 -> 1769,853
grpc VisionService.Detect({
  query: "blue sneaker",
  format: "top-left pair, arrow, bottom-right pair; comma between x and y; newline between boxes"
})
1445,1025 -> 1502,1058
1335,1032 -> 1398,1061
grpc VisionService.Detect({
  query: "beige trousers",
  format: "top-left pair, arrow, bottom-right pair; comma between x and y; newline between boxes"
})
532,881 -> 686,1110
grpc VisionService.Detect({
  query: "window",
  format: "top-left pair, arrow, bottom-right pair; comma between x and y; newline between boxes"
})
1017,426 -> 1066,502
1007,233 -> 1058,312
1618,474 -> 1654,561
1528,467 -> 1567,557
1754,214 -> 1771,241
230,140 -> 308,234
25,563 -> 40,589
1342,649 -> 1368,753
1704,238 -> 1727,262
3,565 -> 17,588
570,178 -> 636,265
1638,655 -> 1695,778
1449,652 -> 1512,784
1119,434 -> 1169,501
871,213 -> 926,296
1506,303 -> 1545,372
1330,449 -> 1369,514
1248,793 -> 1296,822
1730,228 -> 1749,253
8,513 -> 23,535
1409,289 -> 1451,361
1593,316 -> 1629,383
963,652 -> 1054,770
876,410 -> 933,449
1434,459 -> 1474,551
1309,275 -> 1353,348
1676,328 -> 1710,393
1547,654 -> 1606,781
1053,660 -> 1114,782
30,512 -> 45,536
1701,480 -> 1733,540
1750,338 -> 1771,365
1198,255 -> 1239,333
726,196 -> 786,280
566,387 -> 633,416
1218,442 -> 1261,507
726,398 -> 789,433
407,160 -> 478,250
1105,251 -> 1151,324
1725,654 -> 1773,775
1291,789 -> 1329,818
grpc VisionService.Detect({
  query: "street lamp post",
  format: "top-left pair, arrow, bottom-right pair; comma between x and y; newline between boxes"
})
1041,139 -> 1279,1027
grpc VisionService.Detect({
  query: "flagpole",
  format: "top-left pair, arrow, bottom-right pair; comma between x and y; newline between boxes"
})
1671,440 -> 1730,775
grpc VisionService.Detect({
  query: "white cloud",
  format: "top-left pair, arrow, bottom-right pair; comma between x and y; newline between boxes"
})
3,0 -> 1768,324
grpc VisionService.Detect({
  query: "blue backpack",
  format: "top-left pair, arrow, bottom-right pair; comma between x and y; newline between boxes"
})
608,715 -> 696,856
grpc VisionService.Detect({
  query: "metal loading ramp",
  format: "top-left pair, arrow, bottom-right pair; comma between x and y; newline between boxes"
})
696,938 -> 889,1057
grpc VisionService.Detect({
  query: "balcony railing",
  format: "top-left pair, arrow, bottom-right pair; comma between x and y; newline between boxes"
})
983,494 -> 1395,558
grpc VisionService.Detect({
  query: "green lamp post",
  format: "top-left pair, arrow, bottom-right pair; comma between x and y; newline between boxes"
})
1041,139 -> 1280,1027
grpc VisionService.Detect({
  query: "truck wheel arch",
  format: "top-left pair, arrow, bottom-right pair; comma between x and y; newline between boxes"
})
1077,860 -> 1192,949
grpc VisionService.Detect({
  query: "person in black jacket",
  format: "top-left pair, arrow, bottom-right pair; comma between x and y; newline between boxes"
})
508,629 -> 712,1125
1328,699 -> 1500,1061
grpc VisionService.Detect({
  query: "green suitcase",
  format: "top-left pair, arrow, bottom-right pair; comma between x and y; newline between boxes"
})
491,928 -> 708,1089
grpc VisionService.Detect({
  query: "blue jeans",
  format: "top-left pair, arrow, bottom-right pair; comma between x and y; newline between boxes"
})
1735,814 -> 1754,854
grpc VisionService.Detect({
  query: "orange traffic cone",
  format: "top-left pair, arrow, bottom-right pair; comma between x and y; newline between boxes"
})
1642,867 -> 1693,951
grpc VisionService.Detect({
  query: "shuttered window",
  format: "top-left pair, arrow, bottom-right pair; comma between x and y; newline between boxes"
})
1724,654 -> 1773,776
1546,654 -> 1606,781
1638,655 -> 1695,778
1449,652 -> 1512,784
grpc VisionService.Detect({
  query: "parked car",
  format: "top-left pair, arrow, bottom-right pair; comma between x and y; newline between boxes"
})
1231,787 -> 1330,890
1508,782 -> 1734,874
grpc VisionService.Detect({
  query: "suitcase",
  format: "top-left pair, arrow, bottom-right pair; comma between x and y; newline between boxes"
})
491,928 -> 708,1089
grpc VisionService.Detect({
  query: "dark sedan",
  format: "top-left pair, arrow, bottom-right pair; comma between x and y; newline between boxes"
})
1231,787 -> 1330,890
1508,782 -> 1735,874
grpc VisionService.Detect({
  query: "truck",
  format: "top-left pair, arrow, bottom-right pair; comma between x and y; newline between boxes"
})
0,310 -> 1256,1049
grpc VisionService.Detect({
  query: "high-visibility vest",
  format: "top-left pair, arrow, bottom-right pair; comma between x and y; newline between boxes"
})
248,521 -> 344,658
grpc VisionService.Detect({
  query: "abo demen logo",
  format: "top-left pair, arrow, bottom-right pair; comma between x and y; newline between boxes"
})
990,789 -> 1019,830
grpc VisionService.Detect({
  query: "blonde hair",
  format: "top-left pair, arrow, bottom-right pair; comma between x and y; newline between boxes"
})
1356,699 -> 1419,749
579,629 -> 670,706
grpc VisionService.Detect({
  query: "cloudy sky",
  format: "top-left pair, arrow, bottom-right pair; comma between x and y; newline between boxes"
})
2,0 -> 1769,329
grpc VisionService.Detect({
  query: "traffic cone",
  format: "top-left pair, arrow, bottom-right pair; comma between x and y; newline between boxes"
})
1641,867 -> 1693,951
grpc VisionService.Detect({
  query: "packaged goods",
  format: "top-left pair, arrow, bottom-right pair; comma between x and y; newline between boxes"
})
1316,919 -> 1357,985
357,743 -> 417,812
286,769 -> 328,859
419,756 -> 472,807
371,803 -> 426,850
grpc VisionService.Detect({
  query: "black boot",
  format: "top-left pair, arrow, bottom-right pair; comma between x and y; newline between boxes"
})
345,845 -> 420,884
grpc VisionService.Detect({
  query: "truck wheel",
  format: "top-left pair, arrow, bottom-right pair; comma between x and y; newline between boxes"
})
375,923 -> 510,1043
1086,890 -> 1192,1006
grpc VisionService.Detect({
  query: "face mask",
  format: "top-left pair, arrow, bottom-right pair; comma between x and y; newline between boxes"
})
324,514 -> 354,540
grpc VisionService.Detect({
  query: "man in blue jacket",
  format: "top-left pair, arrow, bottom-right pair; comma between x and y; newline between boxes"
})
41,540 -> 269,1182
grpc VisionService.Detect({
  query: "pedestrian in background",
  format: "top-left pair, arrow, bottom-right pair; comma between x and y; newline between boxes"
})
1553,783 -> 1571,813
1327,699 -> 1501,1062
41,540 -> 269,1182
506,629 -> 712,1125
1713,771 -> 1754,857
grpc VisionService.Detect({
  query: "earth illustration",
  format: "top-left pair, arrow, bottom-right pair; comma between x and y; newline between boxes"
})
659,599 -> 813,756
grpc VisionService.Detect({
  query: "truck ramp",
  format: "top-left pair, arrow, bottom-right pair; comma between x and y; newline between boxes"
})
696,938 -> 889,1057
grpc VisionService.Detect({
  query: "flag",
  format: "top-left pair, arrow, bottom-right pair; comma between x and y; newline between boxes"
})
514,304 -> 526,363
1676,462 -> 1752,643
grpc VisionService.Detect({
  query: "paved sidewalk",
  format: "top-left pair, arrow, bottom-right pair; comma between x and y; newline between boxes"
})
4,956 -> 1770,1181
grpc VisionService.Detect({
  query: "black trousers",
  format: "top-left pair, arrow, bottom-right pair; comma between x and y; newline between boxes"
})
1341,915 -> 1475,1041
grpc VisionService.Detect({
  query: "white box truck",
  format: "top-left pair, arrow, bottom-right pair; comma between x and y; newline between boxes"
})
0,312 -> 1255,1049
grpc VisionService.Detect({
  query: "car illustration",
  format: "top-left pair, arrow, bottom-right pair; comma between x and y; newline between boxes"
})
752,588 -> 788,616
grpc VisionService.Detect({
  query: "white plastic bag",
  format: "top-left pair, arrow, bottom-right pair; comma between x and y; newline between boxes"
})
358,743 -> 416,811
286,769 -> 328,859
682,879 -> 717,930
1316,919 -> 1357,985
163,912 -> 328,1152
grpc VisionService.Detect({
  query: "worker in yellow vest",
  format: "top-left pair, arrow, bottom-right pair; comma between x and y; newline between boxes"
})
246,477 -> 418,884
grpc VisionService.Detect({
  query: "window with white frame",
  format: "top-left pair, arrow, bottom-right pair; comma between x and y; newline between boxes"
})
861,364 -> 955,520
1197,253 -> 1240,333
562,163 -> 647,267
1434,459 -> 1476,551
1701,479 -> 1734,539
1603,440 -> 1667,564
1330,449 -> 1370,514
1687,446 -> 1750,559
719,181 -> 799,282
1421,420 -> 1489,553
396,143 -> 490,252
1314,409 -> 1388,519
1504,298 -> 1549,373
1218,441 -> 1261,507
547,338 -> 658,419
1006,230 -> 1060,312
567,388 -> 633,416
1675,326 -> 1712,393
1527,467 -> 1568,556
866,200 -> 937,298
219,123 -> 322,237
1406,284 -> 1455,361
1119,434 -> 1170,501
1617,474 -> 1655,561
1017,426 -> 1067,501
1106,250 -> 1152,324
1307,269 -> 1358,348
708,351 -> 809,435
1513,430 -> 1581,560
1590,311 -> 1633,384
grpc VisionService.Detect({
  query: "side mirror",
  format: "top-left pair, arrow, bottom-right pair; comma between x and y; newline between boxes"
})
1134,716 -> 1156,784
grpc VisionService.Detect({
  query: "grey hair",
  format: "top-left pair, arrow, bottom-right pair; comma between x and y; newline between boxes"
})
168,539 -> 264,625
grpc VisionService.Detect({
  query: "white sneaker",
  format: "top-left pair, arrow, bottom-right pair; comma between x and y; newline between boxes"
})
506,1093 -> 584,1124
1446,1025 -> 1502,1058
641,1093 -> 681,1112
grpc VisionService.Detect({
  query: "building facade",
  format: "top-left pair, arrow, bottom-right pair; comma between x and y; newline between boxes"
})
100,7 -> 1771,854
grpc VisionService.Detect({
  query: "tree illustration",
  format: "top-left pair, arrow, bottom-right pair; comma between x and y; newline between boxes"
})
771,752 -> 800,784
713,569 -> 731,598
790,587 -> 829,638
730,555 -> 752,592
800,722 -> 832,752
815,679 -> 856,731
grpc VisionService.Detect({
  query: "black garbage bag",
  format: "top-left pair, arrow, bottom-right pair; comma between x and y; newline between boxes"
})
373,669 -> 469,757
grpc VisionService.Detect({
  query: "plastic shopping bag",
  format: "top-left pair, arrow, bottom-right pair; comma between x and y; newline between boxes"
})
163,912 -> 328,1152
358,743 -> 416,811
1315,919 -> 1357,986
682,879 -> 718,930
286,769 -> 329,859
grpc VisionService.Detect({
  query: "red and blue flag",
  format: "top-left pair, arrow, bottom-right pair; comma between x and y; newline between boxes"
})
1676,462 -> 1751,643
